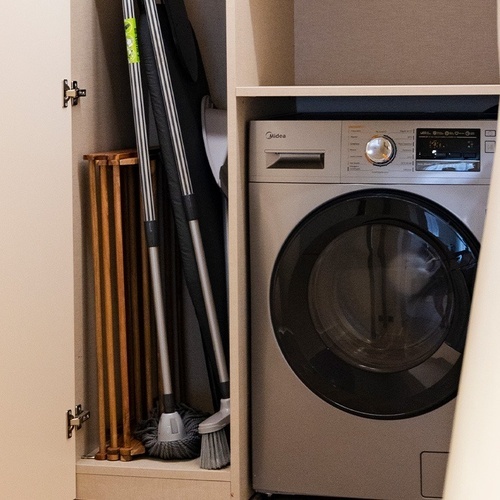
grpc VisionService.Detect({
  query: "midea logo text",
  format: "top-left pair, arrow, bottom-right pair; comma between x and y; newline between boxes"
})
266,131 -> 286,139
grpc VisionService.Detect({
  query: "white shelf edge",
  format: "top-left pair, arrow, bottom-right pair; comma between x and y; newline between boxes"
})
235,84 -> 500,97
76,457 -> 231,482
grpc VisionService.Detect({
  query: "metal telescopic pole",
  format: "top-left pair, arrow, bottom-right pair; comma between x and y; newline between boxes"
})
122,0 -> 175,406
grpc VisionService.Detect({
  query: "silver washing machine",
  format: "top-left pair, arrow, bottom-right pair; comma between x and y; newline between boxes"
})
249,118 -> 496,499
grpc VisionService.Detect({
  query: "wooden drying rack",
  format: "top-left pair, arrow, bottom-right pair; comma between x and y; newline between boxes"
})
85,150 -> 156,462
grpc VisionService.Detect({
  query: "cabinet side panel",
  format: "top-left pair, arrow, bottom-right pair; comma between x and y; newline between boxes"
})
227,97 -> 296,500
295,0 -> 499,86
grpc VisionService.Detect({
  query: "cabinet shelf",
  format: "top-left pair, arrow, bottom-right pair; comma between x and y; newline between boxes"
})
76,457 -> 231,480
236,85 -> 500,98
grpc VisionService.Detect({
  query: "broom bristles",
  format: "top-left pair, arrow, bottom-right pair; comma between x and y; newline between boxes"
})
200,428 -> 230,470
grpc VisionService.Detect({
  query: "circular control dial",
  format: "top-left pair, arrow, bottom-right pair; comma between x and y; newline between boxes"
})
365,135 -> 397,166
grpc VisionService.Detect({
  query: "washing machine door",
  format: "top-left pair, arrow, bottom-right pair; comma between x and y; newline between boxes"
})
271,188 -> 479,419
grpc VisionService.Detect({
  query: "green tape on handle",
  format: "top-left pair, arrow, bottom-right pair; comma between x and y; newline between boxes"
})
124,17 -> 140,63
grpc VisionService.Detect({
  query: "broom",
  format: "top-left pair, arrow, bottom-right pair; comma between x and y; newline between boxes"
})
121,0 -> 204,459
141,0 -> 230,469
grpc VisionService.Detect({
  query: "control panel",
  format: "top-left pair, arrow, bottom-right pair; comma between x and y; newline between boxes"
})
415,128 -> 480,171
342,120 -> 496,181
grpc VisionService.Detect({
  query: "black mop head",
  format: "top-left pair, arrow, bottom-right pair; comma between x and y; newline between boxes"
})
136,404 -> 207,460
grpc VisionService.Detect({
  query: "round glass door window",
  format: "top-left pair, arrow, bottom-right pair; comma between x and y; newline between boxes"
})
270,189 -> 479,419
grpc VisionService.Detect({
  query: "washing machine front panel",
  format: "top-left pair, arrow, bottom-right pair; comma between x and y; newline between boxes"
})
270,188 -> 478,419
249,118 -> 495,499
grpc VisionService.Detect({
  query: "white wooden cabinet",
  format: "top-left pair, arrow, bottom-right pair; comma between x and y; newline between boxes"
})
2,0 -> 499,499
0,0 -> 235,498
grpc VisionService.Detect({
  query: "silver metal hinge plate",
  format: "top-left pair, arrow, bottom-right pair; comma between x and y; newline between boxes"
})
63,79 -> 87,107
67,404 -> 90,438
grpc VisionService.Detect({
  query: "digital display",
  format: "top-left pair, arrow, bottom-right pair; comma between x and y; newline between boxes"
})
416,128 -> 480,172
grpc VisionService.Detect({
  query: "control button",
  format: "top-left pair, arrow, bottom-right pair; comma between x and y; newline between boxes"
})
485,130 -> 496,137
365,135 -> 396,166
485,141 -> 496,153
448,152 -> 462,159
463,153 -> 477,159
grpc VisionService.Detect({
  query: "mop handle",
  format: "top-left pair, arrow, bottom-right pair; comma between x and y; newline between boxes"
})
142,0 -> 229,390
189,219 -> 229,387
123,9 -> 155,224
122,0 -> 175,400
142,0 -> 192,197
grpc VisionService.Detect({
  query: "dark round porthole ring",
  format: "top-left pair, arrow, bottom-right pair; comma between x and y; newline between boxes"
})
269,188 -> 480,419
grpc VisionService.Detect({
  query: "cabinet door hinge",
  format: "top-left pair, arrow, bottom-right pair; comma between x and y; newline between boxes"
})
63,79 -> 87,107
67,404 -> 90,438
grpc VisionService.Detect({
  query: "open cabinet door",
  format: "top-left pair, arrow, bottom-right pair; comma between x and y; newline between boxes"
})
0,2 -> 75,498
